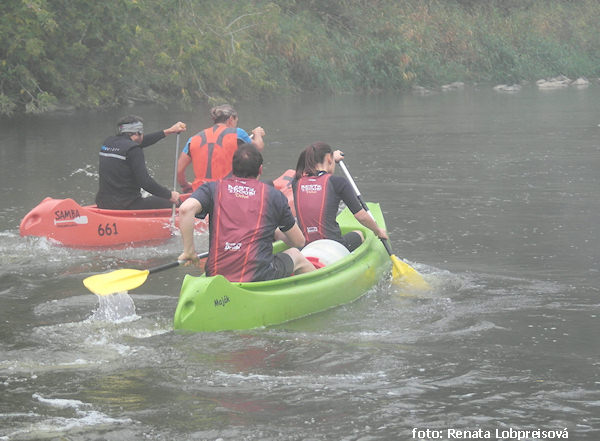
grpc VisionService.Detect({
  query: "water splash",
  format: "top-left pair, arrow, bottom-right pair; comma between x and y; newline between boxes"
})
69,164 -> 98,178
88,292 -> 139,323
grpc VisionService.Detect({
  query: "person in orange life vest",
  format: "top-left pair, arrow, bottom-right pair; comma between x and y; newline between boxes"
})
292,142 -> 388,252
177,104 -> 265,192
178,144 -> 315,282
96,115 -> 186,210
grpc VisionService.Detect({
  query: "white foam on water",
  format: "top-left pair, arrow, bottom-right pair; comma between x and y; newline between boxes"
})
33,393 -> 86,409
84,334 -> 133,357
1,394 -> 133,439
211,369 -> 388,388
59,358 -> 89,366
88,292 -> 139,323
5,294 -> 173,376
123,326 -> 171,339
387,262 -> 474,299
0,355 -> 104,377
69,165 -> 97,178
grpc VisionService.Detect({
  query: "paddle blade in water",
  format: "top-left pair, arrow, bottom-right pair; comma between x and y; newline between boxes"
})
83,269 -> 150,296
390,255 -> 430,290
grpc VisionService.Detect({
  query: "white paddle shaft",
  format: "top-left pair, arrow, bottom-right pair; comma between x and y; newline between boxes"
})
338,160 -> 376,222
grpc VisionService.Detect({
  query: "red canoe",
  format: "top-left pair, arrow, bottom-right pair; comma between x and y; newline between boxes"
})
19,197 -> 207,248
20,170 -> 296,248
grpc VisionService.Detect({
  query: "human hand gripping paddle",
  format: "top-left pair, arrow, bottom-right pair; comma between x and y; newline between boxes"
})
83,252 -> 208,296
338,160 -> 430,290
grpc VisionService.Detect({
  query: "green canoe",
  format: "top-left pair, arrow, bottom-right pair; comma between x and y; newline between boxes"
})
173,202 -> 391,332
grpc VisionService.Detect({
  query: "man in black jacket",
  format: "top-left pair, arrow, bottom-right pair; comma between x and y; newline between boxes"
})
95,115 -> 186,209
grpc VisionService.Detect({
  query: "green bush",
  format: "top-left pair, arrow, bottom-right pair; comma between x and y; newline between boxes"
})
1,0 -> 599,116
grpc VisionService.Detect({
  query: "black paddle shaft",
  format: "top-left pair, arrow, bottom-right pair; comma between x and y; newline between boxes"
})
147,251 -> 209,275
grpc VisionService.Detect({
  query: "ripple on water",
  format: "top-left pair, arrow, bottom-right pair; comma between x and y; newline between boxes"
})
0,393 -> 133,440
0,296 -> 172,378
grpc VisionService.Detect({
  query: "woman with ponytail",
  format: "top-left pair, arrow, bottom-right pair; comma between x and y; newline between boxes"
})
292,142 -> 388,251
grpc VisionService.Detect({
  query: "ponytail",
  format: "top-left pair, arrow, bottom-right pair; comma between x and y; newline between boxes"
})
295,142 -> 333,180
294,150 -> 307,180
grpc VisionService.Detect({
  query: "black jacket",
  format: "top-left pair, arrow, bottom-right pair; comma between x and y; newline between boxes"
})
95,131 -> 171,209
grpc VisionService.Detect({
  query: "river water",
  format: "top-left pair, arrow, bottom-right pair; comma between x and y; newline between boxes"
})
0,85 -> 598,440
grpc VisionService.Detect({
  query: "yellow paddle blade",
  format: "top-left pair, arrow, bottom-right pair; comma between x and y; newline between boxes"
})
390,254 -> 430,290
83,269 -> 150,296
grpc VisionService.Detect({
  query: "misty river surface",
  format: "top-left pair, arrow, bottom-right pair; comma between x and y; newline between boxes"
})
0,85 -> 598,440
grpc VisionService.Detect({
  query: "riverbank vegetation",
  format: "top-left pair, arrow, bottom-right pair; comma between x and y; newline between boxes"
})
1,0 -> 599,116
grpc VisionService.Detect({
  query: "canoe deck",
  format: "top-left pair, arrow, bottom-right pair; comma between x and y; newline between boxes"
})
173,202 -> 391,332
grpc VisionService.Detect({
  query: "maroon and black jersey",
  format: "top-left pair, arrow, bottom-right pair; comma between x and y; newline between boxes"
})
292,172 -> 363,244
191,177 -> 295,282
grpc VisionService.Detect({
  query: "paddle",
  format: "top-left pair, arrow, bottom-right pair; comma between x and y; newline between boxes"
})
54,216 -> 88,225
83,252 -> 208,296
338,160 -> 430,290
171,133 -> 181,228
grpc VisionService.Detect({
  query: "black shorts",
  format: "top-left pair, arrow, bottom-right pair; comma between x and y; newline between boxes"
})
270,252 -> 294,279
340,231 -> 363,252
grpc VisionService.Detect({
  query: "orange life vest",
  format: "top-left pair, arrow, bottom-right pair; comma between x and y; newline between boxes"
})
188,124 -> 238,190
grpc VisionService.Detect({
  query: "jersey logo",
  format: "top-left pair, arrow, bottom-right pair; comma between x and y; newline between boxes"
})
224,241 -> 242,251
227,184 -> 256,198
300,184 -> 322,193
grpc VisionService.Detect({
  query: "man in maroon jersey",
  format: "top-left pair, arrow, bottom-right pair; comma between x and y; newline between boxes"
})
178,144 -> 315,282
